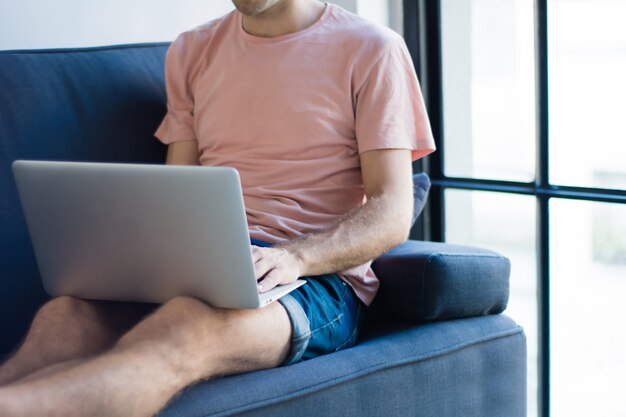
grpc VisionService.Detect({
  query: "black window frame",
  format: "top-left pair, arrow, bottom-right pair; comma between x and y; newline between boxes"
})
404,1 -> 626,416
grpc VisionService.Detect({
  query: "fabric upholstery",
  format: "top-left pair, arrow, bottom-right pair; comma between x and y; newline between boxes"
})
0,44 -> 169,354
157,315 -> 526,417
370,240 -> 510,323
411,172 -> 430,226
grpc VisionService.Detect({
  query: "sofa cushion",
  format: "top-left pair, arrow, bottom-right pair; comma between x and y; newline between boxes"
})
157,315 -> 526,417
411,172 -> 430,226
369,240 -> 510,323
0,44 -> 169,354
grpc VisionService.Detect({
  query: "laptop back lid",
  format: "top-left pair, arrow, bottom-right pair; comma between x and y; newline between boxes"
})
12,160 -> 267,308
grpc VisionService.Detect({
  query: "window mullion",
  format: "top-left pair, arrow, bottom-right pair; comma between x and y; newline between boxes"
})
535,0 -> 550,416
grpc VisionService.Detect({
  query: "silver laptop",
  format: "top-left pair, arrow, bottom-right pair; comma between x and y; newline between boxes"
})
12,160 -> 305,309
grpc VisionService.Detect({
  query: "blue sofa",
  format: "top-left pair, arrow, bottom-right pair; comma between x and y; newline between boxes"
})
0,43 -> 526,416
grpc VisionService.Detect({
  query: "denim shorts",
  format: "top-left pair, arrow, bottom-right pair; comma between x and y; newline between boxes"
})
251,239 -> 364,365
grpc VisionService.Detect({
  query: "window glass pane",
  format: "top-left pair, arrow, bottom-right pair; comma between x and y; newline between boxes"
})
445,190 -> 538,417
549,0 -> 626,190
356,0 -> 403,34
550,199 -> 626,417
441,0 -> 535,181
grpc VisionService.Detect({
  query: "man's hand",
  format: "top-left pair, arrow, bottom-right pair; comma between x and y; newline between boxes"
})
252,245 -> 303,293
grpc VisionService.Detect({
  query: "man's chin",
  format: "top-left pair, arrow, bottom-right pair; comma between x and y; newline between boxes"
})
232,1 -> 264,16
232,0 -> 281,17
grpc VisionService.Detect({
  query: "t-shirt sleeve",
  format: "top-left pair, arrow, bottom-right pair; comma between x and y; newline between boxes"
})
155,34 -> 197,144
355,35 -> 436,160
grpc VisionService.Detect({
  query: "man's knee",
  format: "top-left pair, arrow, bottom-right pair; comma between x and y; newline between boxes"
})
32,296 -> 120,351
116,296 -> 215,348
160,296 -> 213,319
35,296 -> 93,326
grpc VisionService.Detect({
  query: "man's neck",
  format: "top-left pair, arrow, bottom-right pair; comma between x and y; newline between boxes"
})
241,0 -> 326,38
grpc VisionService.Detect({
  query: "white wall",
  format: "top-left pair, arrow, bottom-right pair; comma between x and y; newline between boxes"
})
0,0 -> 233,50
0,0 -> 359,51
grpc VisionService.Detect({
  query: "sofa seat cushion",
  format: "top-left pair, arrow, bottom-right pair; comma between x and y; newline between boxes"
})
157,315 -> 525,417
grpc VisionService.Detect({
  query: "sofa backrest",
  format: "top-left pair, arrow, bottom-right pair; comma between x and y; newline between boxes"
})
0,43 -> 169,354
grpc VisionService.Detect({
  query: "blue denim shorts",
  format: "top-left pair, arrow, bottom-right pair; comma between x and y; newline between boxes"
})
251,239 -> 364,365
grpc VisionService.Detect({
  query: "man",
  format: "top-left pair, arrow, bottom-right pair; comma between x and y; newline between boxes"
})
0,0 -> 434,415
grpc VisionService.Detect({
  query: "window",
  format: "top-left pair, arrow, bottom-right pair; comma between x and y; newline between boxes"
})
405,1 -> 626,416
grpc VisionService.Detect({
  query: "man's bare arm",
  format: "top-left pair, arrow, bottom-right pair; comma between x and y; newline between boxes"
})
254,148 -> 414,292
165,140 -> 200,165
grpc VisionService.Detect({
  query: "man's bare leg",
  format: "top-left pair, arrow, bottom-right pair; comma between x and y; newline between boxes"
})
0,296 -> 154,385
0,296 -> 291,417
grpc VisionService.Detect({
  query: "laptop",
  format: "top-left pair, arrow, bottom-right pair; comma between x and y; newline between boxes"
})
12,160 -> 305,309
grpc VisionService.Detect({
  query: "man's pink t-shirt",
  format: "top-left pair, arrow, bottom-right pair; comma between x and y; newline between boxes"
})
155,3 -> 436,305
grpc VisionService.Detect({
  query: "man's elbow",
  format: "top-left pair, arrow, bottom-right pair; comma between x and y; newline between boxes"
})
386,199 -> 413,248
369,192 -> 413,249
391,215 -> 412,247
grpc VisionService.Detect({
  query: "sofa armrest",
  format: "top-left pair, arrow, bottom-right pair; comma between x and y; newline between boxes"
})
370,240 -> 510,322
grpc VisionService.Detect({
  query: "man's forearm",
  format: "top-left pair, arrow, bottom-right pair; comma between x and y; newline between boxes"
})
252,149 -> 415,292
279,192 -> 413,277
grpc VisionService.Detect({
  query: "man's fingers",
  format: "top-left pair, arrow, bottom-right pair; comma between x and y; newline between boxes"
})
251,246 -> 273,279
253,255 -> 276,281
251,245 -> 263,263
257,269 -> 283,293
250,245 -> 300,292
